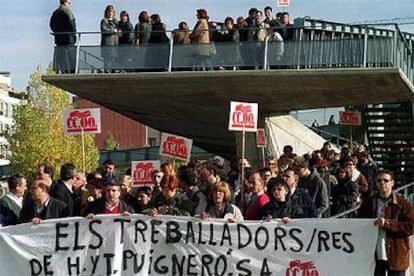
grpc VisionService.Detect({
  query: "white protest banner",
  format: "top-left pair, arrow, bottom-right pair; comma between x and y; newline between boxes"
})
0,216 -> 378,276
131,160 -> 160,185
228,101 -> 258,132
159,132 -> 193,162
63,108 -> 101,135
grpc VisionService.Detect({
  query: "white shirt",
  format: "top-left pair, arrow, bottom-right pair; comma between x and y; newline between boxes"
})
6,192 -> 23,209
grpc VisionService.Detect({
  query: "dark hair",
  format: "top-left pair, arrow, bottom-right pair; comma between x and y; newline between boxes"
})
38,162 -> 55,179
138,11 -> 149,23
248,8 -> 258,15
264,6 -> 272,12
150,14 -> 161,24
137,186 -> 152,196
60,163 -> 76,181
7,173 -> 25,191
103,159 -> 116,167
377,170 -> 395,181
88,177 -> 104,189
267,178 -> 290,200
196,9 -> 208,19
224,17 -> 234,25
180,171 -> 197,187
103,176 -> 118,186
120,10 -> 129,20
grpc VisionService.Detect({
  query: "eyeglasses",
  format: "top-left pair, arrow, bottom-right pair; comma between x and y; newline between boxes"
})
376,178 -> 392,183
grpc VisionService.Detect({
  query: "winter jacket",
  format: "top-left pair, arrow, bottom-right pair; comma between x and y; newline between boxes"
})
358,192 -> 414,270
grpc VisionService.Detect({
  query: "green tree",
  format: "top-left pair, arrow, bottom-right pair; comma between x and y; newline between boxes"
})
103,131 -> 117,150
6,65 -> 99,180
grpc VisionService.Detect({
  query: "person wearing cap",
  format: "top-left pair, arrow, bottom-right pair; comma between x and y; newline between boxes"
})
85,177 -> 134,218
257,178 -> 305,223
358,170 -> 414,275
20,177 -> 69,224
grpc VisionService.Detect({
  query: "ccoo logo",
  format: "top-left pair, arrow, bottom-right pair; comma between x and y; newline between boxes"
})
285,260 -> 319,276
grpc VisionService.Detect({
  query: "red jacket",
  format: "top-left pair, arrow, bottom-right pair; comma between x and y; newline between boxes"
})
358,192 -> 414,270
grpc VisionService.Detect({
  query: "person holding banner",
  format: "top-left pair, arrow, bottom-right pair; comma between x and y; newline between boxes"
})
134,186 -> 153,214
358,170 -> 414,276
149,173 -> 193,217
257,178 -> 305,223
85,177 -> 134,218
20,177 -> 69,224
201,181 -> 244,223
180,170 -> 207,217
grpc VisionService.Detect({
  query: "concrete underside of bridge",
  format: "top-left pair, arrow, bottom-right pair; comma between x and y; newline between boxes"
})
43,68 -> 414,158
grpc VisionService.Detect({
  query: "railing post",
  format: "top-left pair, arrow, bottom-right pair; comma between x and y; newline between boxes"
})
75,32 -> 81,73
393,24 -> 399,67
297,28 -> 303,69
168,32 -> 174,72
264,35 -> 269,70
363,26 -> 368,68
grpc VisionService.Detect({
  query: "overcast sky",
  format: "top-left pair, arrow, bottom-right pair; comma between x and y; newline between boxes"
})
0,0 -> 413,91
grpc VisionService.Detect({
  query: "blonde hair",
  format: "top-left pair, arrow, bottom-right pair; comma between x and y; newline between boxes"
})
210,181 -> 232,202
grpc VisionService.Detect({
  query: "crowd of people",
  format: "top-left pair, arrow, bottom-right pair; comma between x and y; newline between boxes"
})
51,0 -> 294,73
0,140 -> 413,274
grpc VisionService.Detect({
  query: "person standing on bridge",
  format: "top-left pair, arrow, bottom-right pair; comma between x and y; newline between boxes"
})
50,0 -> 77,73
358,170 -> 414,276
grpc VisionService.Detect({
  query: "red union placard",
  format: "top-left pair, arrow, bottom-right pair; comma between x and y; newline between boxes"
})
256,128 -> 266,147
339,111 -> 361,125
131,160 -> 160,185
159,132 -> 193,161
63,108 -> 101,135
277,0 -> 290,7
228,101 -> 258,132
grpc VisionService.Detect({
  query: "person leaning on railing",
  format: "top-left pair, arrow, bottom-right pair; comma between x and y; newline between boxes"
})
358,170 -> 414,276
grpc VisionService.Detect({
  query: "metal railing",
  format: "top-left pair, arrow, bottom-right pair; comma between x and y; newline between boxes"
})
50,18 -> 414,84
331,180 -> 414,218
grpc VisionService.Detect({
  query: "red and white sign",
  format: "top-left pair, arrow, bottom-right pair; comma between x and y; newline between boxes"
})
339,111 -> 361,126
159,132 -> 193,162
228,101 -> 258,132
256,128 -> 266,147
277,0 -> 290,7
131,160 -> 160,185
63,108 -> 101,135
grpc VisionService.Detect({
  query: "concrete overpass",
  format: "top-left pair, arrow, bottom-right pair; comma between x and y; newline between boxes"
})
42,68 -> 414,158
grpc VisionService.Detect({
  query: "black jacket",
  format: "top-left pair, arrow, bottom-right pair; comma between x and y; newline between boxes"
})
50,4 -> 76,45
20,197 -> 68,223
257,199 -> 305,220
50,180 -> 79,216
